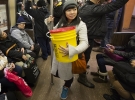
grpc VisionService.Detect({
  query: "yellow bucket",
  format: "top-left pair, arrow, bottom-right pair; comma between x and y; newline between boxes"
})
49,26 -> 78,63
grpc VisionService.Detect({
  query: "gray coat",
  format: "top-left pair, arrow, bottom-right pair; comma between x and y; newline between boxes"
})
10,27 -> 34,53
51,21 -> 89,80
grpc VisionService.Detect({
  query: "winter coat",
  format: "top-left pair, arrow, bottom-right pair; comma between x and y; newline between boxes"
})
0,34 -> 24,60
113,35 -> 135,59
25,1 -> 49,38
53,2 -> 63,26
79,0 -> 128,39
113,62 -> 135,92
51,21 -> 89,80
10,26 -> 34,53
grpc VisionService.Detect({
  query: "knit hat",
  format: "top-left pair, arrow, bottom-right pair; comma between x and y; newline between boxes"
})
17,16 -> 26,24
63,0 -> 77,11
37,0 -> 46,7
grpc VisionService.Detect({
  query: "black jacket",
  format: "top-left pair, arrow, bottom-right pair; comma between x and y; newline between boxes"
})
0,35 -> 24,60
113,35 -> 135,59
79,0 -> 128,39
113,62 -> 135,92
25,1 -> 49,38
53,2 -> 63,26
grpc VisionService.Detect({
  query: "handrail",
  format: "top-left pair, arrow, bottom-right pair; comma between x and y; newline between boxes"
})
114,32 -> 135,34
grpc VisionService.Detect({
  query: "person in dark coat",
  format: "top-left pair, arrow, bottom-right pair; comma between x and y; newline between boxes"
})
103,61 -> 135,100
77,0 -> 129,88
25,0 -> 51,60
91,35 -> 135,83
0,29 -> 28,62
92,0 -> 123,52
53,0 -> 63,26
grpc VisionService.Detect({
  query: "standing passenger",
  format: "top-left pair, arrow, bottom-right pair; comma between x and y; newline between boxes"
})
49,0 -> 89,99
78,0 -> 129,88
25,0 -> 51,60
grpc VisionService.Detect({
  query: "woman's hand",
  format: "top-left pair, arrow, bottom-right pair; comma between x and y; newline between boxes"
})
106,44 -> 115,50
47,15 -> 54,23
8,63 -> 15,71
21,48 -> 25,53
131,59 -> 135,68
59,43 -> 69,56
108,48 -> 114,53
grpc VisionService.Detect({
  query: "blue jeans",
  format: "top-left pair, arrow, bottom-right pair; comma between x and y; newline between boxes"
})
36,37 -> 51,59
96,54 -> 107,73
101,28 -> 113,47
0,65 -> 22,91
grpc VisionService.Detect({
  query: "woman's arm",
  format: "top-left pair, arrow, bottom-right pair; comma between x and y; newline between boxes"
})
68,21 -> 89,58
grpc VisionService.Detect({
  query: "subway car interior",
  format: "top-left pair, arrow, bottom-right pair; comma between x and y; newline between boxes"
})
0,0 -> 135,100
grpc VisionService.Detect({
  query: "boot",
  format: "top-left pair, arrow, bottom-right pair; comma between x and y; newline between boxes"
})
77,73 -> 95,88
93,71 -> 108,83
103,94 -> 120,100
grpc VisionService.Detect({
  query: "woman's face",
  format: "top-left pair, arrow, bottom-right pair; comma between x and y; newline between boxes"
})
0,31 -> 7,40
65,7 -> 77,22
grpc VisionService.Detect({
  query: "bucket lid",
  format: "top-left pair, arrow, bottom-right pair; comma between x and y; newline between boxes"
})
50,26 -> 75,34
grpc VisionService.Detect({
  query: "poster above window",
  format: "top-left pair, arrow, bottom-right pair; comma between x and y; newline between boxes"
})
0,4 -> 7,32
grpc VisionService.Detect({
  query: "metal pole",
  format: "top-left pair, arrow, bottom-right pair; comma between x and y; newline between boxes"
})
50,0 -> 54,85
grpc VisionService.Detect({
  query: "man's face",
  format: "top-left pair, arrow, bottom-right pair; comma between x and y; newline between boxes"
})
53,1 -> 58,7
21,4 -> 25,11
18,23 -> 25,29
0,31 -> 7,40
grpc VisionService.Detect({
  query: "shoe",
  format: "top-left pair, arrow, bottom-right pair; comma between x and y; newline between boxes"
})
93,76 -> 108,83
103,94 -> 114,100
91,72 -> 99,76
77,74 -> 95,88
61,87 -> 69,99
92,47 -> 103,52
103,94 -> 120,100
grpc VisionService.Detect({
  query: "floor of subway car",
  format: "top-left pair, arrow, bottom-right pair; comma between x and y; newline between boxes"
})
15,51 -> 113,100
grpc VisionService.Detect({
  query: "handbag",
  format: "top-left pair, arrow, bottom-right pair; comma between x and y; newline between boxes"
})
4,68 -> 32,97
23,57 -> 40,83
104,48 -> 125,61
72,53 -> 86,74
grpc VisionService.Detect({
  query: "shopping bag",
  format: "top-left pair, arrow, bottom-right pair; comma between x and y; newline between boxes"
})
104,48 -> 125,61
72,53 -> 86,74
4,68 -> 32,97
23,58 -> 40,83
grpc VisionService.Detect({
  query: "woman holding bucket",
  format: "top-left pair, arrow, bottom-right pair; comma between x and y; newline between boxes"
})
47,0 -> 89,99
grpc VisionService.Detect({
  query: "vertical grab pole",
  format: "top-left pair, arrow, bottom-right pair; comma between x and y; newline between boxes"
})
50,0 -> 54,85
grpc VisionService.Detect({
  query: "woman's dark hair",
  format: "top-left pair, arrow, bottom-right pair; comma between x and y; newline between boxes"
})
57,4 -> 80,28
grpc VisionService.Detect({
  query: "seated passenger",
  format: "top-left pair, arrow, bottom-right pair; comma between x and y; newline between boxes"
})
10,16 -> 40,59
0,50 -> 22,91
0,29 -> 29,64
91,35 -> 135,83
103,61 -> 135,100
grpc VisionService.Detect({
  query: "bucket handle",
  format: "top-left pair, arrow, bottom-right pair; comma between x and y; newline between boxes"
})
46,32 -> 52,38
